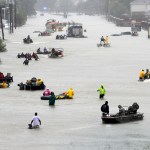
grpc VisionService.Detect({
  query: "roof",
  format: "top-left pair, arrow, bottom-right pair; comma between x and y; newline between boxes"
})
131,0 -> 150,5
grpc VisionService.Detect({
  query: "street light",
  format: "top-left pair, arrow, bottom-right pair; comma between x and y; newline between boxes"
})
2,7 -> 9,20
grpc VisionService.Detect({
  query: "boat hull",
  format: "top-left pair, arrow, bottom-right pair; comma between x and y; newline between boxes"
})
102,113 -> 144,124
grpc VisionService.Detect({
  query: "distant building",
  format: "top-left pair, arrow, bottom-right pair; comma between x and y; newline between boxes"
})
130,0 -> 150,20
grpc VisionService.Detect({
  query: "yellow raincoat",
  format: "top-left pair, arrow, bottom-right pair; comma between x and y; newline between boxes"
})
105,36 -> 109,44
66,88 -> 74,98
139,70 -> 145,78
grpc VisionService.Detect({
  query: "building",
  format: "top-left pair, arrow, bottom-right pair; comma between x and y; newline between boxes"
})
130,0 -> 150,20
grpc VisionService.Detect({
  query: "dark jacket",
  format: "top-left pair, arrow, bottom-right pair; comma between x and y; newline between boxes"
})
49,93 -> 56,105
101,104 -> 109,114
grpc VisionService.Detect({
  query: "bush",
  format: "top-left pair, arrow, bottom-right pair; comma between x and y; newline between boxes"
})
0,38 -> 6,52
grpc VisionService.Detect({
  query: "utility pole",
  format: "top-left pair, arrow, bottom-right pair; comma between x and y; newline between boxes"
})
11,3 -> 14,33
0,5 -> 5,40
108,0 -> 110,21
9,3 -> 12,33
14,0 -> 16,29
64,0 -> 67,18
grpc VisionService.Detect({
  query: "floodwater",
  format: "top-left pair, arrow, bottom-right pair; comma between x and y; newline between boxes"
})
0,12 -> 150,150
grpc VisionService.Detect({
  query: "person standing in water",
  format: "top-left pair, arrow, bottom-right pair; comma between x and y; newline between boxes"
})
97,85 -> 106,99
28,112 -> 41,129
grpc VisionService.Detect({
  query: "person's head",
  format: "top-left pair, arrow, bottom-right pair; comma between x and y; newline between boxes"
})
51,92 -> 54,95
142,69 -> 144,71
146,69 -> 149,72
105,101 -> 108,105
118,105 -> 122,108
70,87 -> 73,90
35,112 -> 37,116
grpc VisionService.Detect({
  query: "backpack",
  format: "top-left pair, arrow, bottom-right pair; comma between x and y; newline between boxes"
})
101,104 -> 106,112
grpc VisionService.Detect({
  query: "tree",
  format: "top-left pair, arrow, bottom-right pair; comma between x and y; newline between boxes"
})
0,38 -> 6,52
17,0 -> 37,16
110,0 -> 132,18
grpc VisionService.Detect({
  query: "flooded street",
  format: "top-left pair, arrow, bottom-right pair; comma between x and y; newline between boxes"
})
0,12 -> 150,150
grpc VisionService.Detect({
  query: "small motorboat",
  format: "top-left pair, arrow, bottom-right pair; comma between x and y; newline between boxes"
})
101,102 -> 144,124
18,78 -> 46,91
48,48 -> 64,58
97,43 -> 110,48
101,113 -> 144,124
23,38 -> 33,44
0,73 -> 13,83
18,83 -> 46,91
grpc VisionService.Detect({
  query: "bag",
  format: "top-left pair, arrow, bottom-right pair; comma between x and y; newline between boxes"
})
101,104 -> 106,112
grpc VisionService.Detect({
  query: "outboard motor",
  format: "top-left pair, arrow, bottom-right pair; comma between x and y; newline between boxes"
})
128,102 -> 139,114
132,102 -> 139,114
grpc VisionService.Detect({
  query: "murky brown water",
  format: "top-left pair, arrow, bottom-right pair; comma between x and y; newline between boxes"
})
0,12 -> 150,150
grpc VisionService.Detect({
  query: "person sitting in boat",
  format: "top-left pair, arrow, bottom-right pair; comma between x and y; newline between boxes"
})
118,105 -> 125,115
64,88 -> 74,99
144,69 -> 150,79
132,31 -> 138,36
27,35 -> 31,41
100,36 -> 105,45
139,69 -> 145,80
56,35 -> 59,39
18,82 -> 24,90
37,48 -> 41,53
36,79 -> 43,86
21,52 -> 25,58
101,101 -> 109,116
17,53 -> 21,58
43,89 -> 51,96
60,35 -> 63,39
34,54 -> 39,61
1,81 -> 9,88
26,80 -> 32,85
44,47 -> 48,53
23,59 -> 29,65
0,72 -> 4,79
51,48 -> 56,56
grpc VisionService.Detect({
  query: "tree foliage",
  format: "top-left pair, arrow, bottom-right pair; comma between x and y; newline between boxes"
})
0,38 -> 6,52
110,0 -> 133,17
17,0 -> 37,16
75,0 -> 133,17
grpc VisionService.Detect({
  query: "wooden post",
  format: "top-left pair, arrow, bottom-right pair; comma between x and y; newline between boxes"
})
0,5 -> 5,40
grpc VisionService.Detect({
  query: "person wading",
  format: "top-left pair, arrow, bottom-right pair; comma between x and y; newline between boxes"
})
97,85 -> 106,99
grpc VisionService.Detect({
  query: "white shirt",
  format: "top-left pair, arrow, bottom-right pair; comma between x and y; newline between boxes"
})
32,116 -> 40,127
